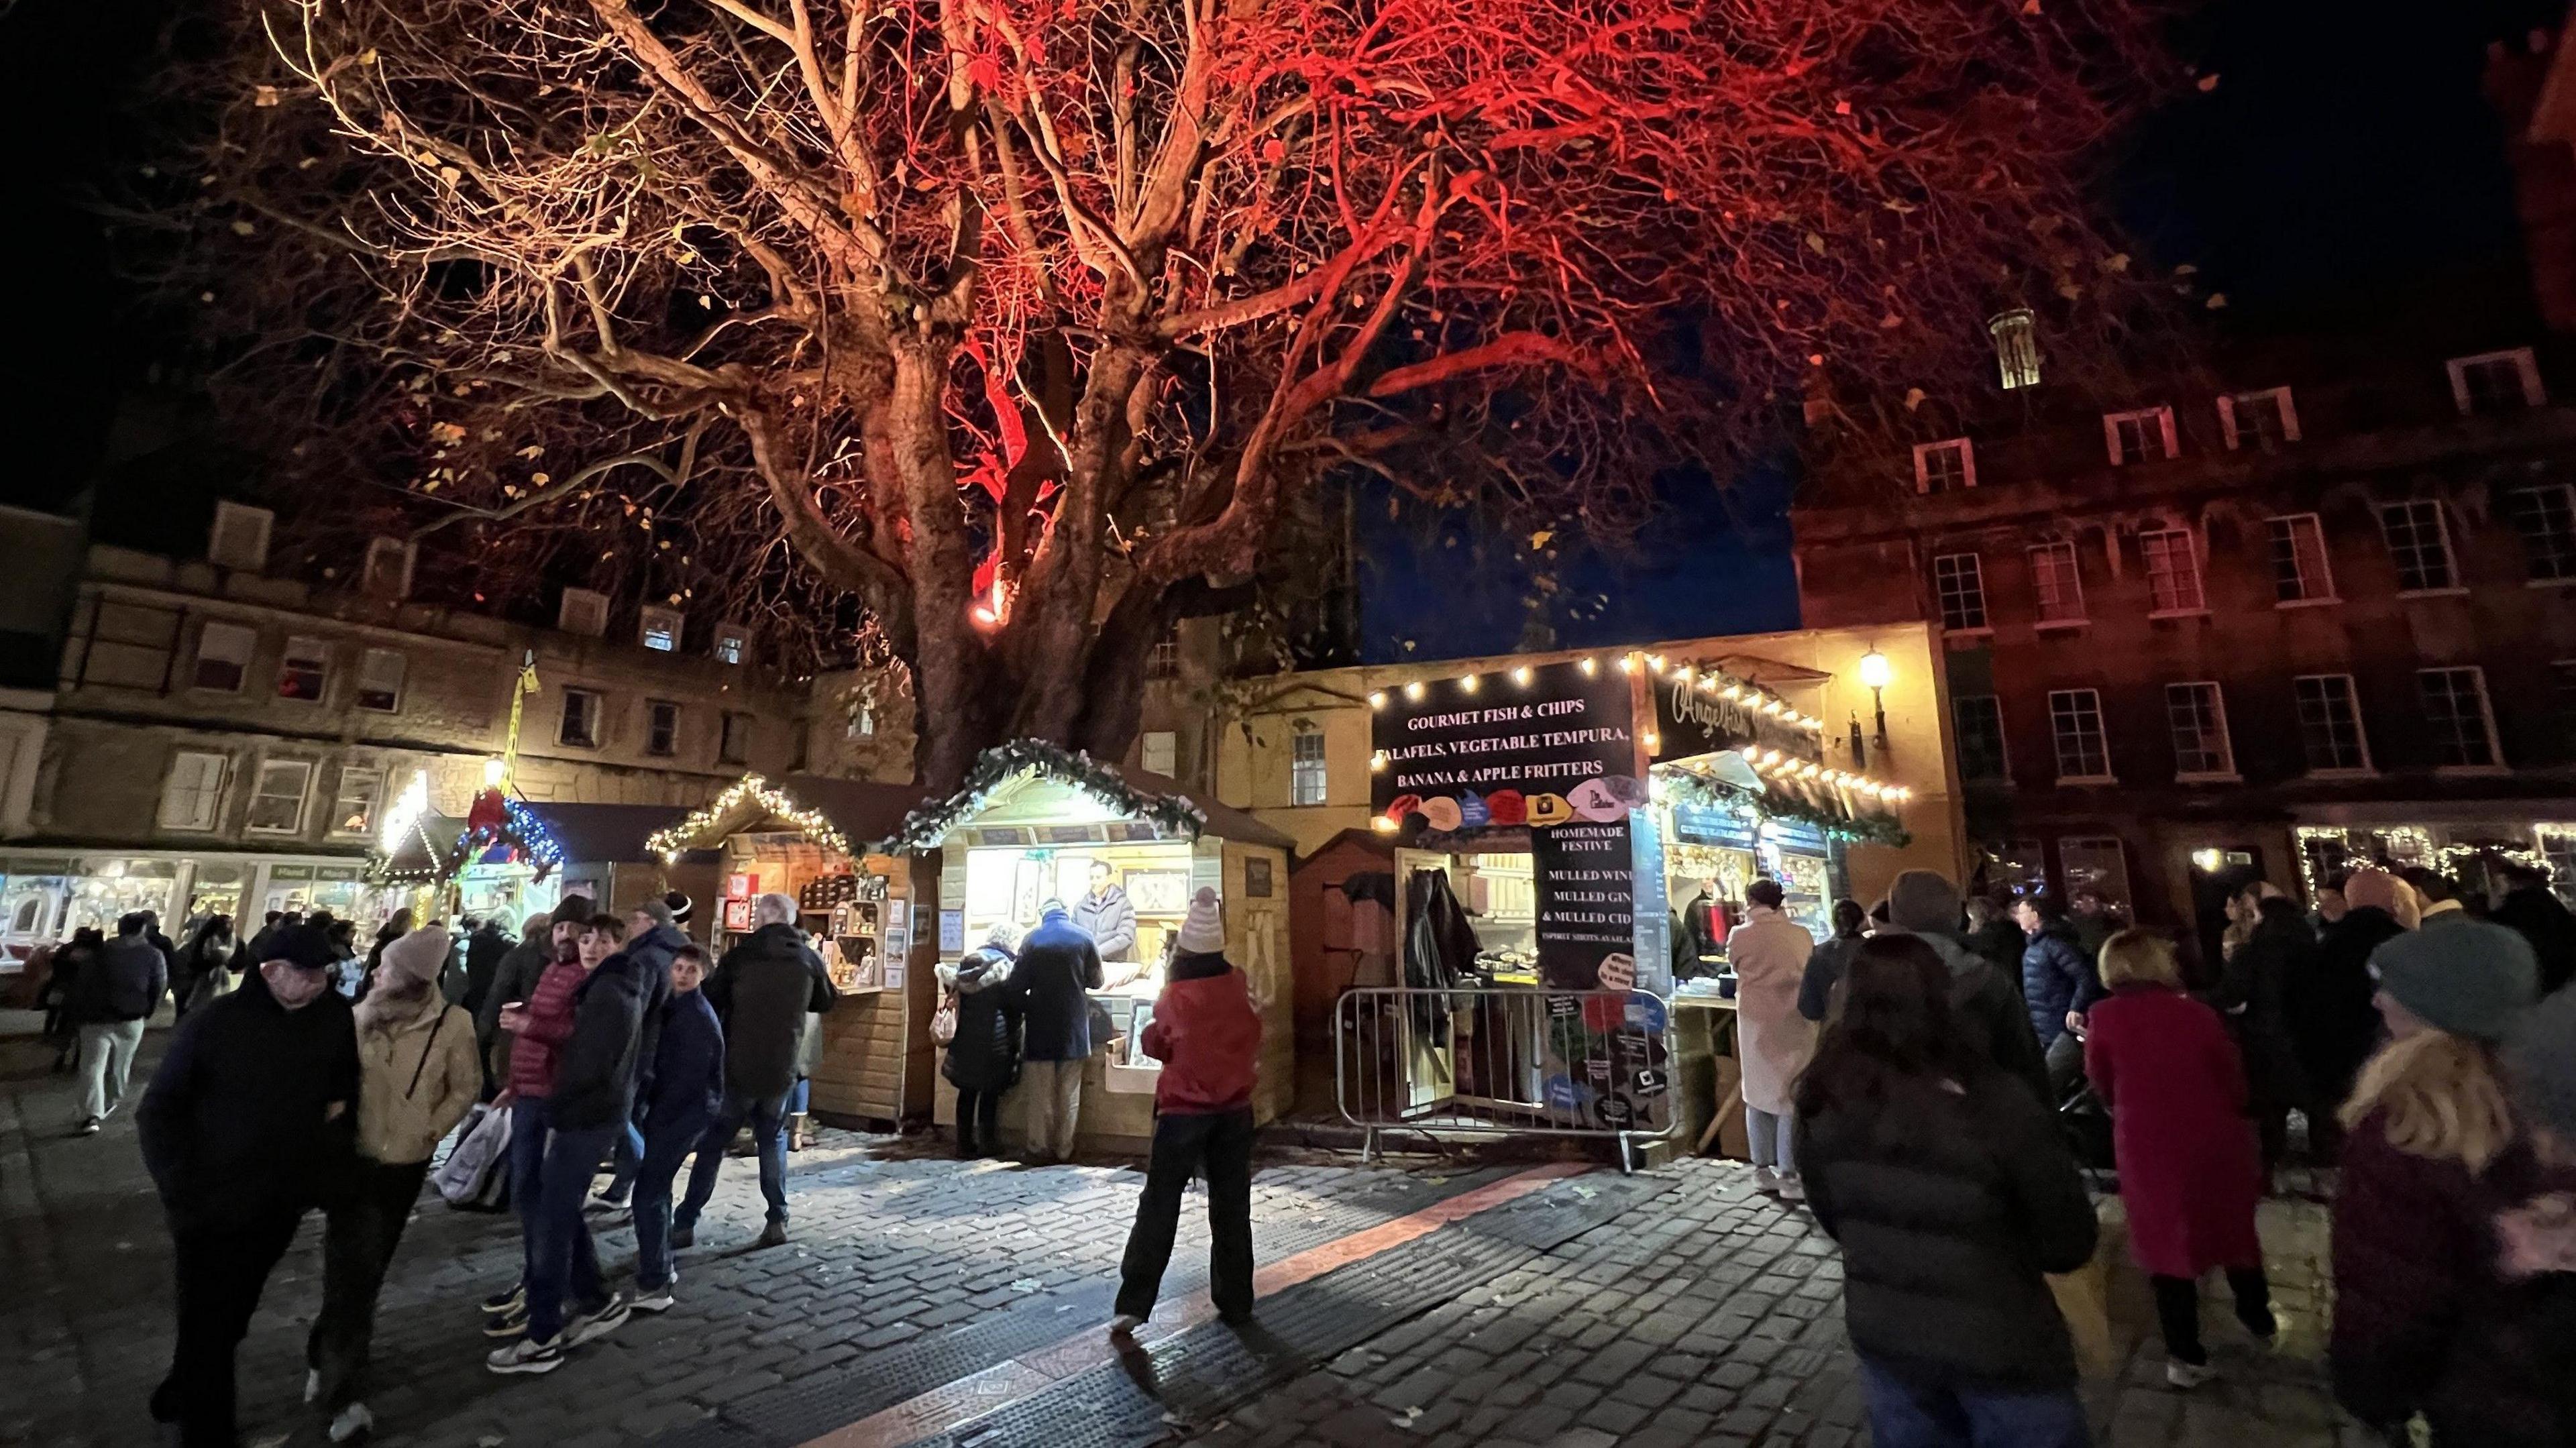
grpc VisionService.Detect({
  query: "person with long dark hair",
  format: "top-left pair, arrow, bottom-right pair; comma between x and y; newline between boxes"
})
1795,934 -> 2099,1447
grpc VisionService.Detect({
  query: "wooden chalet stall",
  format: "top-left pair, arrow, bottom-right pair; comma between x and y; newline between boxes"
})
643,775 -> 926,1128
888,742 -> 1297,1155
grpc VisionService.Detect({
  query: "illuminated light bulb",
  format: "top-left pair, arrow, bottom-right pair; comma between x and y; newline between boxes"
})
482,757 -> 506,788
1720,685 -> 1741,702
1511,666 -> 1532,685
1646,653 -> 1668,673
1370,751 -> 1388,771
1643,731 -> 1660,749
1802,763 -> 1823,779
1369,691 -> 1388,710
1676,666 -> 1695,684
1762,749 -> 1782,765
1616,653 -> 1636,674
1579,657 -> 1598,676
1403,680 -> 1426,701
1858,649 -> 1892,690
1371,816 -> 1397,833
1460,674 -> 1480,693
1740,745 -> 1761,759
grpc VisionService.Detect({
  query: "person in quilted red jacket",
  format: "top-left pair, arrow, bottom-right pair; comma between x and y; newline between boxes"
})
1108,889 -> 1261,1337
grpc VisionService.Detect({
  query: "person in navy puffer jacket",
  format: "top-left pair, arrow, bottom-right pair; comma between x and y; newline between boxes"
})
2013,892 -> 2100,1099
629,944 -> 724,1312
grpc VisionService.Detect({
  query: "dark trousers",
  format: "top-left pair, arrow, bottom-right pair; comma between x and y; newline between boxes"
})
306,1158 -> 432,1412
2043,1029 -> 2086,1102
527,1123 -> 617,1343
507,1095 -> 552,1288
154,1210 -> 305,1448
602,1105 -> 647,1200
631,1109 -> 710,1292
2151,1269 -> 2275,1366
1114,1108 -> 1256,1322
676,1089 -> 791,1228
954,1087 -> 1003,1155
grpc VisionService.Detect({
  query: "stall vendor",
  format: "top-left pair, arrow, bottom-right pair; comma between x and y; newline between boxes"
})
1074,861 -> 1142,985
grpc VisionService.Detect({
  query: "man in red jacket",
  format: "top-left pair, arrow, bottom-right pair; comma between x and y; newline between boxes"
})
1109,888 -> 1262,1337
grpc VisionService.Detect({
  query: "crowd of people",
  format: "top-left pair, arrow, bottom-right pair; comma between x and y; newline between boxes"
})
1729,860 -> 2576,1447
100,875 -> 1265,1443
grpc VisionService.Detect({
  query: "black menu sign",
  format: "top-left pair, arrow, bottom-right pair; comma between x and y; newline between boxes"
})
1372,659 -> 1639,828
1650,667 -> 1817,763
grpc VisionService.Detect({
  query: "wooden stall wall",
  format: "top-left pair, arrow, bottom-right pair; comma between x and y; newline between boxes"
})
1223,839 -> 1295,1126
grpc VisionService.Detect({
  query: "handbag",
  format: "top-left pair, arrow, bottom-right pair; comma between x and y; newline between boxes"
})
433,1101 -> 513,1211
929,987 -> 960,1046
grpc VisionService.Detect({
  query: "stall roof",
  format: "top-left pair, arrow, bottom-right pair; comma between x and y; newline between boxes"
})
869,741 -> 1297,855
520,803 -> 695,865
1119,767 -> 1296,852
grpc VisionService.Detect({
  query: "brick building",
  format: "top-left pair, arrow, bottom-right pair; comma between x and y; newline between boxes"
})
0,495 -> 818,942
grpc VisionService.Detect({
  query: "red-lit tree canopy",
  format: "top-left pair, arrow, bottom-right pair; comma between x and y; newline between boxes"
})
164,0 -> 2167,787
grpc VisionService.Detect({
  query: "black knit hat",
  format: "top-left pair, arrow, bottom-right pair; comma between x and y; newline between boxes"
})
261,924 -> 340,971
663,891 -> 694,926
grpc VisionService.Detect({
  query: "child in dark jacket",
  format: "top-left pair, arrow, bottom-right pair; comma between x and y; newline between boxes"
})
631,944 -> 725,1310
1110,889 -> 1263,1337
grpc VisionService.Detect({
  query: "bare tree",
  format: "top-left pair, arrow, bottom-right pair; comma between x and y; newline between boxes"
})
148,0 -> 2169,789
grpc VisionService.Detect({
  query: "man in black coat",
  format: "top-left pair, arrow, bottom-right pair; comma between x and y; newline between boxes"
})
136,925 -> 358,1448
2210,891 -> 2314,1168
461,915 -> 512,1017
2490,864 -> 2576,995
2298,876 -> 2406,1154
70,911 -> 169,1135
675,894 -> 834,1248
1003,901 -> 1106,1162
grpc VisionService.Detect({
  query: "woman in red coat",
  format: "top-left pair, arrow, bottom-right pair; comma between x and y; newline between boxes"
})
2085,928 -> 2275,1388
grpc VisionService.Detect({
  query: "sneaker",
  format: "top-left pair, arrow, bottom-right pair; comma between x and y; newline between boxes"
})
480,1282 -> 525,1316
485,1335 -> 565,1376
304,1369 -> 322,1406
631,1285 -> 676,1315
1775,1174 -> 1807,1203
562,1293 -> 631,1348
590,1188 -> 630,1211
669,1223 -> 695,1250
1108,1313 -> 1146,1339
482,1306 -> 529,1339
75,1117 -> 101,1137
756,1220 -> 788,1249
326,1402 -> 374,1443
1752,1166 -> 1780,1193
2165,1360 -> 2219,1390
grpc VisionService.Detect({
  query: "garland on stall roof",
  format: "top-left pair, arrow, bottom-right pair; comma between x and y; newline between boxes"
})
645,773 -> 855,861
871,738 -> 1210,855
1654,767 -> 1912,848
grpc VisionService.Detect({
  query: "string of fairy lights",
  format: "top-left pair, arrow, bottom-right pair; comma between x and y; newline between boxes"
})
1364,650 -> 1913,807
646,773 -> 854,862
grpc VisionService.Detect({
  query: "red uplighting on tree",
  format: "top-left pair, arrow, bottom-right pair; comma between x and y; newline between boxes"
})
153,0 -> 2172,789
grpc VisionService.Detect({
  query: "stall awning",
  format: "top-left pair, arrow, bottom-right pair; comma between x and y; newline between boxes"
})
377,812 -> 468,883
520,803 -> 696,865
642,774 -> 923,860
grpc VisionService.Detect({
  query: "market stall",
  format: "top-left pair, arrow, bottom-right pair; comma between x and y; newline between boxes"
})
1369,652 -> 1909,1149
877,742 -> 1296,1153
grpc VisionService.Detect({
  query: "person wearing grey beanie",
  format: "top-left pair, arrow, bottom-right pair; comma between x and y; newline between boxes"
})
1870,869 -> 2051,1107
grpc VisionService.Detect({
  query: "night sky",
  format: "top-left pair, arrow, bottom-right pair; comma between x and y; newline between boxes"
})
1,0 -> 2563,656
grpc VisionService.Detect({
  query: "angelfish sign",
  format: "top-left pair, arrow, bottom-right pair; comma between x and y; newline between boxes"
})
1652,669 -> 1817,762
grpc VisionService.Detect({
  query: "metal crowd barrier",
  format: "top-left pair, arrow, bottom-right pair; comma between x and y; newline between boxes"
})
1332,985 -> 1677,1174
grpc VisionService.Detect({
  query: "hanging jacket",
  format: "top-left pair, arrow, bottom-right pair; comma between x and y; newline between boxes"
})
136,970 -> 360,1233
938,946 -> 1024,1093
2019,921 -> 2100,1047
1402,869 -> 1479,1038
1143,951 -> 1262,1115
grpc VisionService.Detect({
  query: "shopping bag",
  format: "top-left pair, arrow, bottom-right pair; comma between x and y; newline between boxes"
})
434,1102 -> 513,1212
929,987 -> 959,1046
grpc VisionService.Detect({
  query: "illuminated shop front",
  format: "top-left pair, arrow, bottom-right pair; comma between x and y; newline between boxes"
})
1368,651 -> 1909,1143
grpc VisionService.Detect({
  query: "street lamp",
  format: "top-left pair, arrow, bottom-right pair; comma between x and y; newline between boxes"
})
1857,648 -> 1891,754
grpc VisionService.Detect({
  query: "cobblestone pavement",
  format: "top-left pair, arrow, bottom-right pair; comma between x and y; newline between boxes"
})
2,1025 -> 2383,1448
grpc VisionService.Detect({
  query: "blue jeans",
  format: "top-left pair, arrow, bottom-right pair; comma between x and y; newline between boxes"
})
526,1123 -> 617,1343
787,1077 -> 810,1115
602,1108 -> 647,1201
675,1089 -> 791,1228
1856,1354 -> 2090,1448
631,1109 -> 709,1291
506,1097 -> 553,1285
